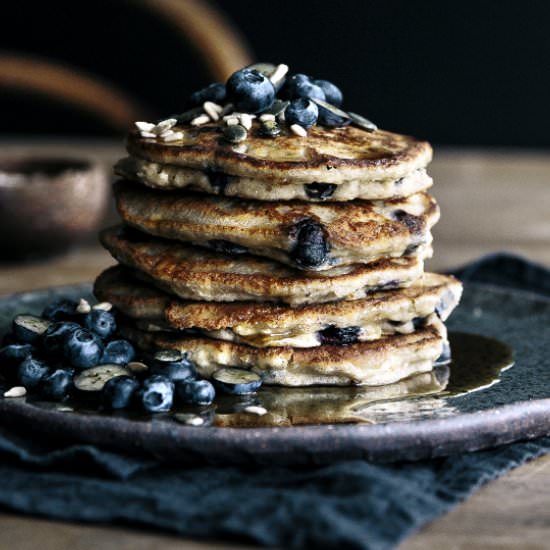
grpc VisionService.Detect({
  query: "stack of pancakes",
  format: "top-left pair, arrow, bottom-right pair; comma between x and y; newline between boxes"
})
96,123 -> 462,386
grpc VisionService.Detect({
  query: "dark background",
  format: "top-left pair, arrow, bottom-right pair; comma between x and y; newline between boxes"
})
2,0 -> 549,146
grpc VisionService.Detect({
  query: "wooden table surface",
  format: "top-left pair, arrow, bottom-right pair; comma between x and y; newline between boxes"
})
1,141 -> 550,549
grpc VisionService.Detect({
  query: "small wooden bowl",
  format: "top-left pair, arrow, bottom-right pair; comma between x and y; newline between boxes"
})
0,157 -> 109,261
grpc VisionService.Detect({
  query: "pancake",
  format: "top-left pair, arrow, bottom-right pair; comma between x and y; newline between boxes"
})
119,315 -> 447,386
94,265 -> 462,348
113,181 -> 439,271
213,367 -> 450,426
100,225 -> 427,306
115,156 -> 433,201
126,125 -> 433,185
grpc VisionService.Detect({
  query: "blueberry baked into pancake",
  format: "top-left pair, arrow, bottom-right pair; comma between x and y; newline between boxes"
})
0,63 -> 462,417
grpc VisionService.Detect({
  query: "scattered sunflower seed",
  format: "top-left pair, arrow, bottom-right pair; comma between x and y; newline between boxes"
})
223,124 -> 247,143
139,131 -> 157,139
154,118 -> 177,134
76,298 -> 91,314
243,405 -> 267,416
135,121 -> 155,132
127,361 -> 149,374
348,111 -> 378,132
4,386 -> 26,398
92,301 -> 113,311
269,63 -> 289,85
260,119 -> 281,137
238,114 -> 254,130
290,124 -> 307,137
226,117 -> 240,126
203,101 -> 221,121
174,413 -> 204,426
163,131 -> 184,142
259,113 -> 276,122
191,114 -> 210,126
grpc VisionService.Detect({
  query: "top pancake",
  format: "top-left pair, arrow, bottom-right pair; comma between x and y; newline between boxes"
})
126,124 -> 432,185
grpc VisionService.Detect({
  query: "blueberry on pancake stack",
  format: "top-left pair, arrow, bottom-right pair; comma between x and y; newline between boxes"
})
97,63 -> 462,386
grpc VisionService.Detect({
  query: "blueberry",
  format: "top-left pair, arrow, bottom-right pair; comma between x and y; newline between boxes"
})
150,350 -> 196,382
0,344 -> 35,382
63,328 -> 104,369
304,182 -> 337,200
42,299 -> 79,322
40,369 -> 73,401
207,239 -> 249,255
138,375 -> 174,413
42,322 -> 81,358
392,210 -> 423,235
289,218 -> 330,269
312,79 -> 343,106
102,375 -> 139,410
206,171 -> 234,195
177,379 -> 215,406
18,356 -> 50,389
188,82 -> 226,107
226,68 -> 275,113
281,74 -> 326,101
285,99 -> 319,129
319,325 -> 361,346
12,315 -> 51,345
101,340 -> 135,365
83,310 -> 116,340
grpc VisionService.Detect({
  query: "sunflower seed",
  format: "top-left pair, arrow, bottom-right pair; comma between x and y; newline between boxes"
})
226,117 -> 240,126
4,386 -> 26,398
348,111 -> 378,132
223,124 -> 247,143
203,101 -> 221,121
238,114 -> 254,130
93,301 -> 113,311
163,131 -> 184,142
140,131 -> 157,139
76,298 -> 91,314
290,124 -> 307,137
154,118 -> 177,133
269,63 -> 289,86
260,119 -> 281,137
232,143 -> 248,154
259,113 -> 276,122
135,121 -> 155,132
191,114 -> 210,126
243,405 -> 267,416
311,98 -> 350,119
174,413 -> 204,426
127,361 -> 149,374
246,62 -> 277,77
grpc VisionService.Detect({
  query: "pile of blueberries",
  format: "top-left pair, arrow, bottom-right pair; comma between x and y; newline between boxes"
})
0,298 -> 262,414
182,63 -> 376,133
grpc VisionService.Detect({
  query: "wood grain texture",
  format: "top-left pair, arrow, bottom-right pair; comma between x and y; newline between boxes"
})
1,141 -> 550,549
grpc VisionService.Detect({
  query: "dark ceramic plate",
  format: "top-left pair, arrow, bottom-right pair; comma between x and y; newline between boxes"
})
1,282 -> 550,465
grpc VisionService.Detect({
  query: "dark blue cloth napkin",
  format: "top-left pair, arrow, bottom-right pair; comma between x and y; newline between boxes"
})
1,253 -> 550,550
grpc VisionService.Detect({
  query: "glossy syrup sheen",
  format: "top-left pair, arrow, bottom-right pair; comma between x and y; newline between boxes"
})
10,332 -> 514,427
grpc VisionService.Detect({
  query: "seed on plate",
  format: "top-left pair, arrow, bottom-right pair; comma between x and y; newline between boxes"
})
140,131 -> 157,139
76,298 -> 91,314
260,113 -> 276,121
348,111 -> 378,132
135,121 -> 155,132
93,301 -> 113,311
203,101 -> 221,121
290,124 -> 307,137
222,124 -> 247,143
3,386 -> 26,398
190,114 -> 210,126
226,117 -> 240,126
244,405 -> 267,416
154,118 -> 177,133
163,131 -> 184,142
269,63 -> 289,85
